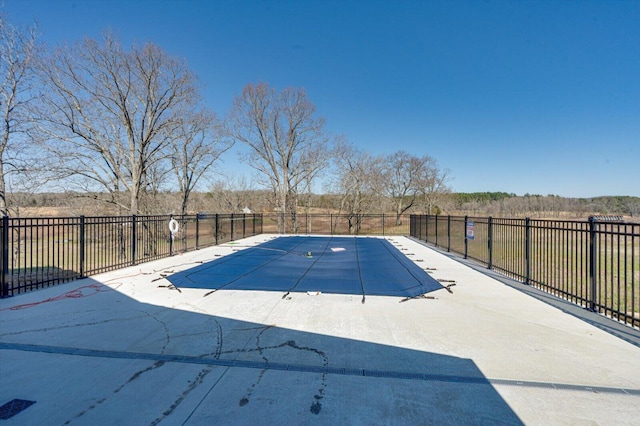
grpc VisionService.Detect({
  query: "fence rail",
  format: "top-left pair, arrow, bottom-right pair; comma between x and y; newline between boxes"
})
3,211 -> 638,330
410,214 -> 640,329
261,213 -> 410,235
0,213 -> 262,297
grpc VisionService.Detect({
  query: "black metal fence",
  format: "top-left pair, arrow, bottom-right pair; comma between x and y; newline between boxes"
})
410,214 -> 640,329
261,213 -> 410,235
4,210 -> 638,330
0,213 -> 262,297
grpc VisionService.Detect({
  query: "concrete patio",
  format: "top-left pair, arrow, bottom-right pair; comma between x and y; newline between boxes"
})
1,235 -> 638,425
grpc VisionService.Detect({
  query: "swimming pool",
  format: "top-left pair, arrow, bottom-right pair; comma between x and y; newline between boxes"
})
167,236 -> 443,299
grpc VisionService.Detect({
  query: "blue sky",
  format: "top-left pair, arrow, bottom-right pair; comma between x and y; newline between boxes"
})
4,0 -> 639,197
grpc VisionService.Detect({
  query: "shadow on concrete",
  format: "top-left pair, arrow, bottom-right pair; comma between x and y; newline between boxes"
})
0,278 -> 522,425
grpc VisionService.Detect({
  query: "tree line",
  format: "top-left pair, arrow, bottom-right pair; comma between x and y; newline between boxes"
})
1,14 -> 451,232
13,189 -> 640,222
447,193 -> 640,219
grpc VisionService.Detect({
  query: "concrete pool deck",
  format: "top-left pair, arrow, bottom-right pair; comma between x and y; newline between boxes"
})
1,235 -> 639,425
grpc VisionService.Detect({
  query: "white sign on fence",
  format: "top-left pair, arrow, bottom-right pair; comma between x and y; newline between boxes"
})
466,221 -> 475,240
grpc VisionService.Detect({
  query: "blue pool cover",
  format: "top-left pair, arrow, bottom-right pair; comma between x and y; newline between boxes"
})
167,236 -> 444,298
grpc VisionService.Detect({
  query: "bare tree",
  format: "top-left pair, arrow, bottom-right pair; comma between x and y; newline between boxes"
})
621,197 -> 640,218
169,110 -> 232,216
0,14 -> 40,216
379,151 -> 427,225
138,158 -> 173,214
227,82 -> 331,233
36,33 -> 202,215
333,141 -> 381,233
208,174 -> 254,213
421,156 -> 450,215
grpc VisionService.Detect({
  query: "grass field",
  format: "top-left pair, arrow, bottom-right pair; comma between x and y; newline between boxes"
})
411,215 -> 640,328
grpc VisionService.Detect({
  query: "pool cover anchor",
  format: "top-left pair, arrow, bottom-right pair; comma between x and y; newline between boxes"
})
155,272 -> 182,293
157,283 -> 182,293
399,294 -> 437,303
203,289 -> 217,297
436,279 -> 457,294
152,270 -> 176,283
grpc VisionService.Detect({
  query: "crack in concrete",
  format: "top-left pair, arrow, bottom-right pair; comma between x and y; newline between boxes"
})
63,360 -> 167,425
0,312 -> 155,337
149,367 -> 213,426
235,326 -> 329,415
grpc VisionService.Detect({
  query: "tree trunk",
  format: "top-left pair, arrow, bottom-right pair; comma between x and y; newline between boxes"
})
0,159 -> 7,216
130,186 -> 139,215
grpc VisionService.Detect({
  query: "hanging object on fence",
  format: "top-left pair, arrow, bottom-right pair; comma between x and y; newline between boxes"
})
169,218 -> 179,236
466,221 -> 475,240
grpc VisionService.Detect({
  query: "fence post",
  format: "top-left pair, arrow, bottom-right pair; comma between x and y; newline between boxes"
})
254,213 -> 258,235
426,214 -> 430,244
488,216 -> 493,269
382,214 -> 385,236
588,216 -> 597,312
131,215 -> 137,266
258,214 -> 262,234
79,215 -> 85,277
195,213 -> 200,249
215,214 -> 219,245
169,215 -> 174,255
243,213 -> 246,238
330,214 -> 333,235
525,217 -> 531,285
411,215 -> 414,238
1,215 -> 8,298
413,215 -> 417,238
435,215 -> 439,247
231,213 -> 235,241
181,215 -> 187,253
464,215 -> 468,259
447,215 -> 451,252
